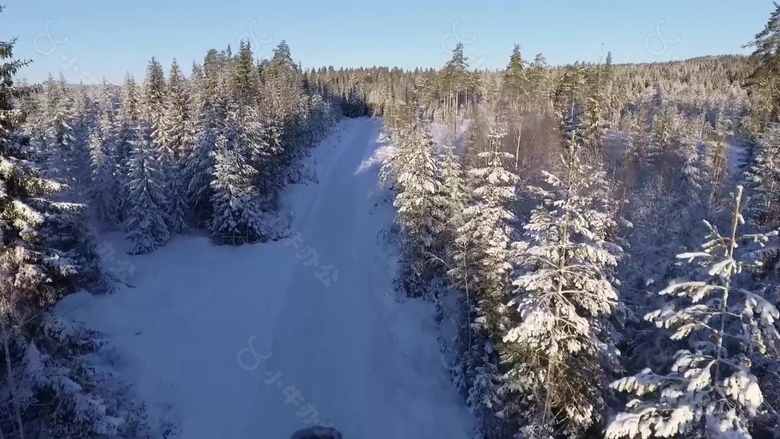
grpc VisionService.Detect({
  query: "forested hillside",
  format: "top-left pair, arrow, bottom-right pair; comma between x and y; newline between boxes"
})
3,3 -> 780,439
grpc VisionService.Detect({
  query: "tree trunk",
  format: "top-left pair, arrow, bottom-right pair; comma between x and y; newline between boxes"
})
1,321 -> 24,439
514,118 -> 523,172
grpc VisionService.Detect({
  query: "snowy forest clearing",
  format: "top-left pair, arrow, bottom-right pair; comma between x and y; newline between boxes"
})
54,117 -> 475,439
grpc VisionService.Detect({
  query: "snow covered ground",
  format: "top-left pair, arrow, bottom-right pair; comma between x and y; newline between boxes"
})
726,138 -> 749,181
55,117 -> 475,439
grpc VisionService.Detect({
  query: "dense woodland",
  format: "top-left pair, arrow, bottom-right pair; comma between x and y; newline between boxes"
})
4,3 -> 780,439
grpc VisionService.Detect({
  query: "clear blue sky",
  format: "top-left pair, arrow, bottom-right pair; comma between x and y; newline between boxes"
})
4,0 -> 771,85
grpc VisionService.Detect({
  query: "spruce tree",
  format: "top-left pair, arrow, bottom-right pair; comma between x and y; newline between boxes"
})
209,133 -> 266,245
746,124 -> 780,234
124,122 -> 170,254
450,120 -> 519,429
160,59 -> 192,235
391,116 -> 448,296
745,2 -> 780,125
232,40 -> 259,106
582,81 -> 608,156
502,136 -> 622,437
608,186 -> 780,439
0,19 -> 146,436
183,71 -> 226,227
62,84 -> 96,194
41,74 -> 76,183
144,57 -> 167,121
438,142 -> 467,263
115,74 -> 142,220
86,80 -> 122,227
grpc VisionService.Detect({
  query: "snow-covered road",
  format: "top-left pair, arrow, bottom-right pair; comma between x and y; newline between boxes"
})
56,117 -> 474,439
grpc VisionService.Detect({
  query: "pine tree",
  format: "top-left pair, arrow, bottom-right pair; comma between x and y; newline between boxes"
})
607,186 -> 780,439
502,137 -> 622,437
234,101 -> 273,224
124,122 -> 171,254
503,44 -> 528,99
524,53 -> 549,100
143,57 -> 179,235
264,40 -> 302,121
258,108 -> 285,205
270,40 -> 296,72
441,42 -> 472,116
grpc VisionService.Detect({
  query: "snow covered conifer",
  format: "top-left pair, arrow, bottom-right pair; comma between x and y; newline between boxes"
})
209,133 -> 267,245
183,70 -> 227,227
86,81 -> 122,227
233,105 -> 270,186
40,74 -> 76,182
582,85 -> 608,156
231,40 -> 260,107
391,118 -> 449,295
144,57 -> 167,126
68,84 -> 98,192
438,142 -> 467,262
607,185 -> 780,439
158,59 -> 192,235
164,59 -> 195,163
115,74 -> 143,219
455,120 -> 519,335
440,42 -> 471,115
0,21 -> 147,437
124,122 -> 171,254
503,44 -> 528,100
746,123 -> 780,234
745,2 -> 780,124
502,136 -> 622,438
448,119 -> 520,431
